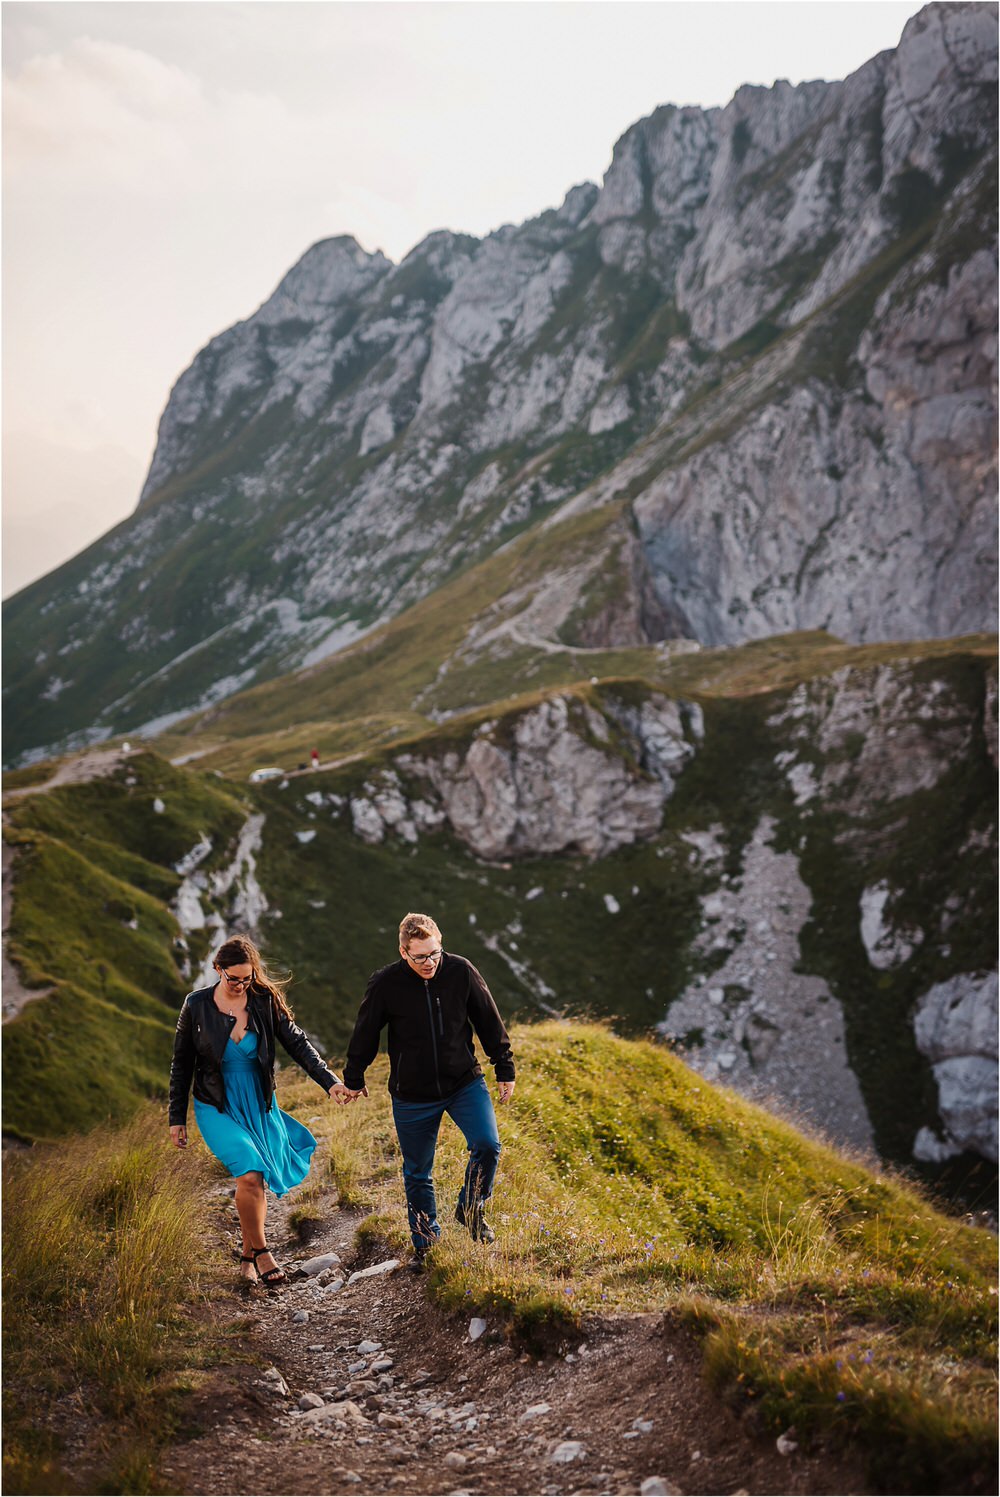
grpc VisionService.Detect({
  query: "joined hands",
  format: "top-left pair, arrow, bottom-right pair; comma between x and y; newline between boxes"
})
329,1082 -> 368,1106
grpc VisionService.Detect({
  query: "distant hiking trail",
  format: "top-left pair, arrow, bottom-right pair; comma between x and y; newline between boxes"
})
157,1182 -> 870,1497
3,747 -> 127,1022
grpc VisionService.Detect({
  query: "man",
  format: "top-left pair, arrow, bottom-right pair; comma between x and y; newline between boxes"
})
341,913 -> 516,1269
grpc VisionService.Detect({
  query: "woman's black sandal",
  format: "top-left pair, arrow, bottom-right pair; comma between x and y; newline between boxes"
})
237,1251 -> 259,1289
250,1246 -> 287,1289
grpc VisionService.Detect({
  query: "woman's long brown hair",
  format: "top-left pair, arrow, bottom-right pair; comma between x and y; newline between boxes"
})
214,934 -> 294,1021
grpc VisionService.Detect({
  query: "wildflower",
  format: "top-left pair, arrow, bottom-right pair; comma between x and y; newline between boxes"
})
835,1360 -> 843,1370
836,1392 -> 846,1403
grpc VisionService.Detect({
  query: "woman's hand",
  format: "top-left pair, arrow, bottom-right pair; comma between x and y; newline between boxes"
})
329,1082 -> 368,1105
170,1125 -> 188,1149
330,1083 -> 369,1105
497,1081 -> 515,1104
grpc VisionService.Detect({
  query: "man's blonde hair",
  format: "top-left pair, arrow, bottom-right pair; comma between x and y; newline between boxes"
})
399,912 -> 441,948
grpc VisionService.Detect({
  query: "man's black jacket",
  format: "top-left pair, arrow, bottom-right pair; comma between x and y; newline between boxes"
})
168,984 -> 337,1126
343,953 -> 515,1101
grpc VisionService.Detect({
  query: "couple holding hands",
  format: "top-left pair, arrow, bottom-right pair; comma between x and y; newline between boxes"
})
168,914 -> 516,1286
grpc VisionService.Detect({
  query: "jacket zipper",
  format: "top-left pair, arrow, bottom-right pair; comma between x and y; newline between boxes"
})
424,980 -> 443,1097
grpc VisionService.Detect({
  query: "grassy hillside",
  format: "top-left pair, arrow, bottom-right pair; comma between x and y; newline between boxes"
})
2,753 -> 247,1140
5,1027 -> 994,1493
4,635 -> 995,1209
302,1023 -> 998,1491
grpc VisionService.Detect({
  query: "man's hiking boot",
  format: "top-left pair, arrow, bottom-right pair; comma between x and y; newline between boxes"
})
409,1244 -> 432,1273
455,1198 -> 496,1245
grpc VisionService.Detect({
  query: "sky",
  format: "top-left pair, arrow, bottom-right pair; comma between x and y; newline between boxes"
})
2,0 -> 925,598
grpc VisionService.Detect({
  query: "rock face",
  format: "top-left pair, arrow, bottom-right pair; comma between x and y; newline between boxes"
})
347,691 -> 702,860
3,2 -> 996,765
913,972 -> 998,1162
661,817 -> 875,1154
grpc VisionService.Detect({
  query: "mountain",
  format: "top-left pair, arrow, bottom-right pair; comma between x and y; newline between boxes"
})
3,1 -> 996,767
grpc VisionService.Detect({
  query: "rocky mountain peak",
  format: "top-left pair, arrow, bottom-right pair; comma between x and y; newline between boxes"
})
256,235 -> 392,327
4,2 -> 995,767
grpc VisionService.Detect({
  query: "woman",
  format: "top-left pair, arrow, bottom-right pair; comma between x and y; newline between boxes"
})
169,934 -> 349,1287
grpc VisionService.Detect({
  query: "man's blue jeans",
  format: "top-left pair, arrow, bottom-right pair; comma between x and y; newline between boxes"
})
391,1077 -> 501,1249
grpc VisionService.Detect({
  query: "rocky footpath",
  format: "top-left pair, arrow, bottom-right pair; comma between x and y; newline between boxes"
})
157,1188 -> 868,1497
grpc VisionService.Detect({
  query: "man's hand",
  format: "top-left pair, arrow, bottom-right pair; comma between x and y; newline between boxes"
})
497,1080 -> 515,1105
170,1125 -> 188,1148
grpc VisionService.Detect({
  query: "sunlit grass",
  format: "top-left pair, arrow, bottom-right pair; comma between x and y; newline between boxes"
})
286,1019 -> 997,1490
3,1107 -> 219,1494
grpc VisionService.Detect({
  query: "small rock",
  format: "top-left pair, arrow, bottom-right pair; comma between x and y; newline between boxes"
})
298,1392 -> 325,1411
307,1344 -> 325,1352
292,1310 -> 309,1324
338,1400 -> 370,1425
468,1317 -> 487,1341
640,1480 -> 682,1496
444,1452 -> 468,1471
259,1367 -> 289,1397
347,1260 -> 399,1284
550,1440 -> 585,1464
378,1412 -> 404,1428
348,1359 -> 367,1374
776,1429 -> 798,1456
623,1431 -> 641,1440
377,1375 -> 394,1392
320,1278 -> 345,1293
343,1473 -> 362,1485
348,1379 -> 378,1395
371,1357 -> 394,1373
357,1339 -> 382,1354
521,1403 -> 552,1420
301,1252 -> 341,1276
632,1418 -> 654,1434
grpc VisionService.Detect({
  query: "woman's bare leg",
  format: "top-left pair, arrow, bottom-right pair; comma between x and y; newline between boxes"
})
233,1171 -> 279,1277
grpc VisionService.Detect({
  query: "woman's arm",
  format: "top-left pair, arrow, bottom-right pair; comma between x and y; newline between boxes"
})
168,997 -> 196,1131
273,1007 -> 340,1093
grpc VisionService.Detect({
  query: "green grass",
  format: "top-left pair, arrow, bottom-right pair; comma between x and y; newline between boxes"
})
4,641 -> 996,1213
2,1108 -> 223,1494
286,1022 -> 997,1491
2,1023 -> 994,1492
2,751 -> 249,1141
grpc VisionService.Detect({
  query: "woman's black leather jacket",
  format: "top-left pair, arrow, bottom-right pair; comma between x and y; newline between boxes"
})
168,983 -> 338,1126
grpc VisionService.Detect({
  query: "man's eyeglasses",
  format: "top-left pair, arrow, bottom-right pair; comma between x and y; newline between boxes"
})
221,971 -> 252,987
407,949 -> 442,965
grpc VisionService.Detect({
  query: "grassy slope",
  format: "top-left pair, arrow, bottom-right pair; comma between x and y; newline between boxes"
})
3,1026 -> 995,1494
287,1023 -> 996,1492
2,753 -> 248,1141
4,633 -> 996,1209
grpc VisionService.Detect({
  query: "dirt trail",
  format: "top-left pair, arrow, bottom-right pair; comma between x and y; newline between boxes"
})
3,744 -> 126,802
2,838 -> 52,1022
161,1186 -> 870,1497
3,746 -> 128,1021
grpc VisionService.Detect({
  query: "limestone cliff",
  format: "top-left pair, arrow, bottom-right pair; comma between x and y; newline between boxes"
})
3,2 -> 995,765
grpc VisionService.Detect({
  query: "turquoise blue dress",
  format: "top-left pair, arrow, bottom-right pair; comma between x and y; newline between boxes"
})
193,1031 -> 317,1196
